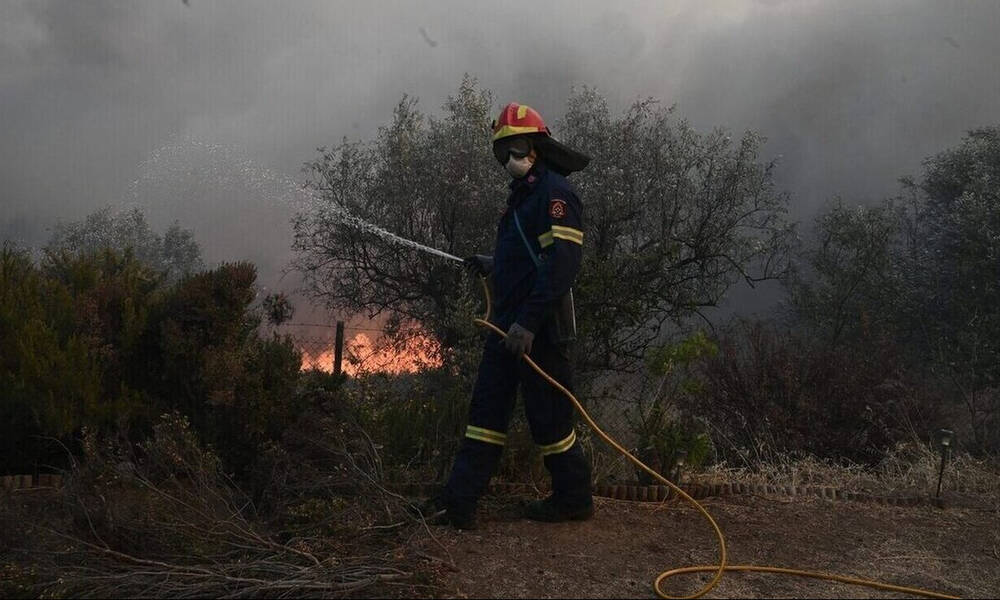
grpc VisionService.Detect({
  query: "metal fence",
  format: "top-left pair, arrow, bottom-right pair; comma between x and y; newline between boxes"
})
282,321 -> 385,375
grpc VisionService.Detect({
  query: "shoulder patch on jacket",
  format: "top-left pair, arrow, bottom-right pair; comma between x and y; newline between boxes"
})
549,198 -> 567,219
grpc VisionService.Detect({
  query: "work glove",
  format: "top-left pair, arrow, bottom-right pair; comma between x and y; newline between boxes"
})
503,323 -> 534,356
463,254 -> 494,277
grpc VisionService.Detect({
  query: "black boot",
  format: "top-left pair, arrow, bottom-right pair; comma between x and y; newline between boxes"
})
523,495 -> 594,523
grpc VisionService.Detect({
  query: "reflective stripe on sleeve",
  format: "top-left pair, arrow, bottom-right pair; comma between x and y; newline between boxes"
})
551,225 -> 583,245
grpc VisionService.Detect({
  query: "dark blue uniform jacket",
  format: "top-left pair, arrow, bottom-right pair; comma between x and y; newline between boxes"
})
491,161 -> 584,334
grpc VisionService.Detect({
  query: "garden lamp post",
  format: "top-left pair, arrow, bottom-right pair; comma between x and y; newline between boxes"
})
673,448 -> 688,485
935,428 -> 953,503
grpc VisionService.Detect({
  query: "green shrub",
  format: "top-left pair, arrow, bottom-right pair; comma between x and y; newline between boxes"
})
0,245 -> 144,473
351,368 -> 470,481
625,331 -> 717,484
1,246 -> 305,479
147,262 -> 303,476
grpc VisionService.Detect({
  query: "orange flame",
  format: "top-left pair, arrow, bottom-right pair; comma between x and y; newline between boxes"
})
300,349 -> 336,372
299,330 -> 442,376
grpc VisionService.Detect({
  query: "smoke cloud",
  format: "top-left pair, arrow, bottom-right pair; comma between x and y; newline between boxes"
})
2,0 -> 998,318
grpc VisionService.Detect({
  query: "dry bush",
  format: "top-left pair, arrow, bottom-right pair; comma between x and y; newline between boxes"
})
690,320 -> 941,467
7,412 -> 431,599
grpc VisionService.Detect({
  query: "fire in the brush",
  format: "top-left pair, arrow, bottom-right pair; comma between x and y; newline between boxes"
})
299,330 -> 442,375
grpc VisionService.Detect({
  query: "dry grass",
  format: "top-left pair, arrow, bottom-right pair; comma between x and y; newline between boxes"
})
695,440 -> 999,504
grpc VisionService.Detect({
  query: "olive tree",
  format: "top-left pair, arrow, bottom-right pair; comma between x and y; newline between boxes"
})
559,89 -> 793,372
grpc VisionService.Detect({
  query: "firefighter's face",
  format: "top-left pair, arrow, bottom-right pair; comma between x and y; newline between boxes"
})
493,137 -> 535,178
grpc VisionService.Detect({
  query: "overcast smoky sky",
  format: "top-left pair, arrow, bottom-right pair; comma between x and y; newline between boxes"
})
2,0 -> 999,318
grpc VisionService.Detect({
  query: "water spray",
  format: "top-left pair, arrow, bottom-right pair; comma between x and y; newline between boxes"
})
325,207 -> 465,265
125,136 -> 467,267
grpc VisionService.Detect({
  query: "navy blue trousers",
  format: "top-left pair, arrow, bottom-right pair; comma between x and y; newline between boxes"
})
442,323 -> 592,516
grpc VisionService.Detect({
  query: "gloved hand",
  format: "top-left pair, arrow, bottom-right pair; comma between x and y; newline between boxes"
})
463,254 -> 494,277
503,323 -> 534,356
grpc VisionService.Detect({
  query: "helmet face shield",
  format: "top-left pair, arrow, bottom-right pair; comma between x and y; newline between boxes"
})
492,136 -> 533,165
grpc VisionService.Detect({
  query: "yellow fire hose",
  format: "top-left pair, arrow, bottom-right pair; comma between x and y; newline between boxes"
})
473,277 -> 957,599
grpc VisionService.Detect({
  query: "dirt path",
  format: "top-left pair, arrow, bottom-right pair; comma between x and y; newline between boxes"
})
411,493 -> 999,598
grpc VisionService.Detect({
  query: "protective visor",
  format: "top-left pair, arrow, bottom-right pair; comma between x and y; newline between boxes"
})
492,136 -> 532,165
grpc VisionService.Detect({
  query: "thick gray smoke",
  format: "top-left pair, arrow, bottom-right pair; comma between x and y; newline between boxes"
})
2,0 -> 999,318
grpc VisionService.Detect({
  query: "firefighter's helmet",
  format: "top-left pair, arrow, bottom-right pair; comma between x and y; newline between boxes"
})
490,102 -> 591,176
491,103 -> 551,142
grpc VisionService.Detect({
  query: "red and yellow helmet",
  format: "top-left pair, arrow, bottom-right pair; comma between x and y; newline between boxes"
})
490,102 -> 592,175
491,102 -> 551,142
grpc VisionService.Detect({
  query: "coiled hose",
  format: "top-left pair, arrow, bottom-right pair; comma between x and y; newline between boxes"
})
473,277 -> 957,599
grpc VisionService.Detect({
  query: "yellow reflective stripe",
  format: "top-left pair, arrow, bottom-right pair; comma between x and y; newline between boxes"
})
538,231 -> 554,248
539,430 -> 576,456
465,425 -> 507,446
492,124 -> 543,141
517,104 -> 528,119
551,225 -> 583,245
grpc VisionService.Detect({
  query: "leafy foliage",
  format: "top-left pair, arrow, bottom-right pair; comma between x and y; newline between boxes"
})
630,331 -> 718,482
261,292 -> 294,326
559,89 -> 793,372
788,199 -> 904,347
0,242 -> 302,476
1,244 -> 151,473
293,76 -> 500,360
347,368 -> 470,482
145,261 -> 304,474
791,127 -> 1000,453
901,128 -> 1000,452
47,206 -> 203,283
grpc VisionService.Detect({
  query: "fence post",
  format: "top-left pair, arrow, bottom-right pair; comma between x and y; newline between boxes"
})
334,321 -> 345,375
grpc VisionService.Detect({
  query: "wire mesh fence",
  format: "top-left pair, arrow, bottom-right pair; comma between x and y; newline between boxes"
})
288,330 -> 341,373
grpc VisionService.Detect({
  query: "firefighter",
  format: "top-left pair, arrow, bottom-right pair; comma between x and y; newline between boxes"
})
427,103 -> 592,529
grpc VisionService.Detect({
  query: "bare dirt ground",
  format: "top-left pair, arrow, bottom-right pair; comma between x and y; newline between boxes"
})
410,492 -> 999,599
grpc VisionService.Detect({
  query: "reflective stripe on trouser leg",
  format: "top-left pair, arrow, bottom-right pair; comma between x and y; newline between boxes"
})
465,425 -> 507,446
539,429 -> 576,455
